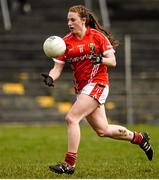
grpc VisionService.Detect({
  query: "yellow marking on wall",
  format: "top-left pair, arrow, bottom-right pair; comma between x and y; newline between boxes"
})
105,101 -> 116,110
69,87 -> 74,94
2,83 -> 25,95
57,102 -> 72,113
18,72 -> 29,80
36,96 -> 55,107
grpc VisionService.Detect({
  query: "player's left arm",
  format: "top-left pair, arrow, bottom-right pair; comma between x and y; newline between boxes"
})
101,51 -> 116,67
92,50 -> 116,67
92,32 -> 116,67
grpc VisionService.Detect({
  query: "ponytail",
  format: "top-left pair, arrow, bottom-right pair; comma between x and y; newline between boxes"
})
87,12 -> 119,48
69,5 -> 119,48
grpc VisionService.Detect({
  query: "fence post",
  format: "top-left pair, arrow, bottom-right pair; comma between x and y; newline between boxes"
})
84,0 -> 93,10
125,35 -> 134,124
98,0 -> 110,28
0,0 -> 12,31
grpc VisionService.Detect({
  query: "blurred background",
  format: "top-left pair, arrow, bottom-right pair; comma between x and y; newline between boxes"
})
0,0 -> 159,125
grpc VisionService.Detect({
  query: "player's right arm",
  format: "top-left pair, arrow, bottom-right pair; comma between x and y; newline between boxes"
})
49,62 -> 64,81
41,62 -> 64,87
41,45 -> 66,87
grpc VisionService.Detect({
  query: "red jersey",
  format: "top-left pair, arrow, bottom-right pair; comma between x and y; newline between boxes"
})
54,26 -> 115,93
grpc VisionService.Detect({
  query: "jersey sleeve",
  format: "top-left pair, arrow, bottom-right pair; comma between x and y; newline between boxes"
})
98,33 -> 115,56
52,37 -> 68,64
53,54 -> 65,64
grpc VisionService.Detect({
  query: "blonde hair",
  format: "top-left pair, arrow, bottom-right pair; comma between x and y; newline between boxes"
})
69,5 -> 119,48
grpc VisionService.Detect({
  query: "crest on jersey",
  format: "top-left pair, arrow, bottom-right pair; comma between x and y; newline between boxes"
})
89,43 -> 95,51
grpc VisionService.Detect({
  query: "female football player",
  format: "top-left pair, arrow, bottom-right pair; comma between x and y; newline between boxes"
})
41,5 -> 153,174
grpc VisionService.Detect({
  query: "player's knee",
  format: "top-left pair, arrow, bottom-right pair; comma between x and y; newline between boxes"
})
96,130 -> 106,137
96,127 -> 110,137
65,113 -> 75,125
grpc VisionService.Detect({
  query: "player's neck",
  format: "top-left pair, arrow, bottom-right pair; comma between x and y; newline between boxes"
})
75,26 -> 87,40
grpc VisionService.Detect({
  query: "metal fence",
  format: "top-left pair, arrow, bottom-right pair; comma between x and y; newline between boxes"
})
116,34 -> 159,124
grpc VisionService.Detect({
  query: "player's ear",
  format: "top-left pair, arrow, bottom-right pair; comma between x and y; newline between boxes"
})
82,17 -> 87,24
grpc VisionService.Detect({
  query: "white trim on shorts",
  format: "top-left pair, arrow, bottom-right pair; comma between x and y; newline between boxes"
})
78,82 -> 109,105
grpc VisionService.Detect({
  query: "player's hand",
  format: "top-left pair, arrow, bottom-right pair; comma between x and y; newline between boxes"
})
91,52 -> 103,65
41,73 -> 54,87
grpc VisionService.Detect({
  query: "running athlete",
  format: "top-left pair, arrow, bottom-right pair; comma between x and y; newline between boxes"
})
41,5 -> 153,175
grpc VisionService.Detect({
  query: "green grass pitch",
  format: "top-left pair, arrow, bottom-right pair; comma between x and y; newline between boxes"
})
0,123 -> 158,178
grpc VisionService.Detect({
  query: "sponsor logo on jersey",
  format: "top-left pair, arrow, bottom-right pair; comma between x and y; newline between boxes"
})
66,54 -> 92,63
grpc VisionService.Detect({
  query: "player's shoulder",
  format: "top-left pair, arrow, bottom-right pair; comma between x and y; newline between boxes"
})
90,28 -> 104,36
90,28 -> 108,40
63,33 -> 73,41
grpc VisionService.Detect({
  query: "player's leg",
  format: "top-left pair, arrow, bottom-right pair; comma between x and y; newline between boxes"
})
86,105 -> 134,140
49,93 -> 99,174
65,93 -> 99,152
86,105 -> 153,160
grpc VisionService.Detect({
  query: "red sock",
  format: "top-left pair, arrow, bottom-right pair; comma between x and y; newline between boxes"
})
131,132 -> 143,144
64,152 -> 77,166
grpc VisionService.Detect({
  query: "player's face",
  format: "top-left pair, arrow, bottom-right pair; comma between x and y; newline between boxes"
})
67,12 -> 85,36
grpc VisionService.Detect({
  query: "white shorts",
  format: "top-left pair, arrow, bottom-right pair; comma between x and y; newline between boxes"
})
79,83 -> 109,105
